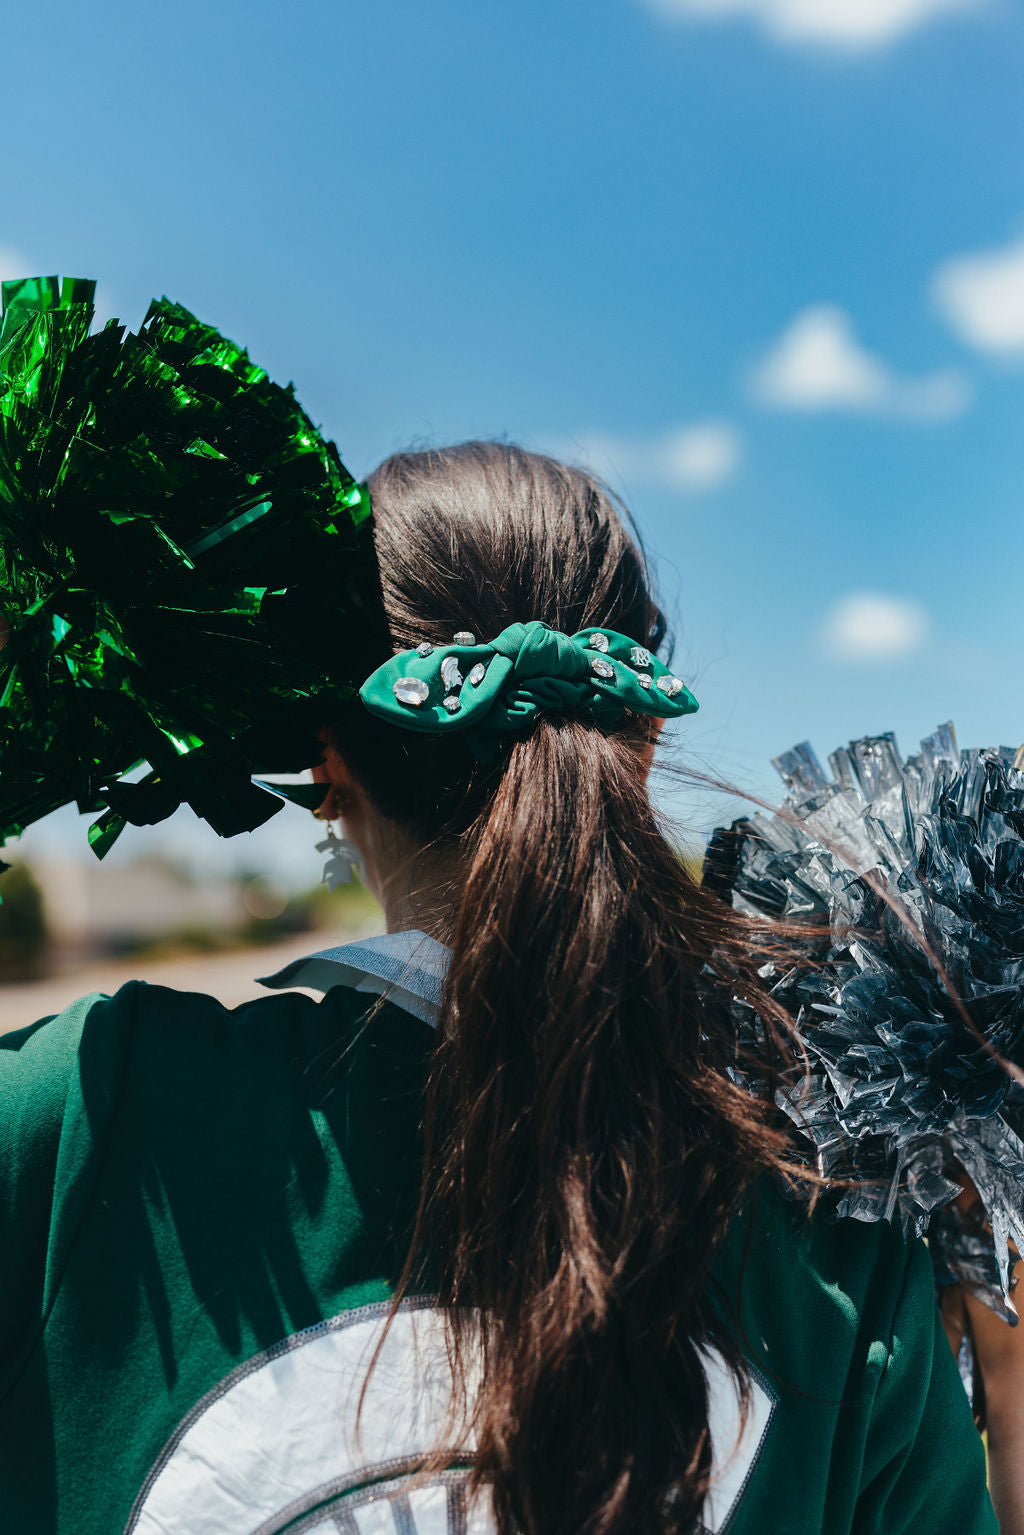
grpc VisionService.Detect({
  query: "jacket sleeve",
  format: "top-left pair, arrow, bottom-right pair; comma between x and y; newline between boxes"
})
0,988 -> 132,1379
853,1234 -> 997,1535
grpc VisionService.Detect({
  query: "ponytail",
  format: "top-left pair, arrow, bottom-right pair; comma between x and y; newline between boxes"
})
340,442 -> 811,1535
396,718 -> 802,1535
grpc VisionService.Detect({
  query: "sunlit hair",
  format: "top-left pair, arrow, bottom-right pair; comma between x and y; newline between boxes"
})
331,442 -> 814,1535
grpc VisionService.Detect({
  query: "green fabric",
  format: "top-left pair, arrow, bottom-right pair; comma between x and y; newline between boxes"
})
711,1191 -> 996,1534
0,982 -> 996,1534
358,620 -> 698,759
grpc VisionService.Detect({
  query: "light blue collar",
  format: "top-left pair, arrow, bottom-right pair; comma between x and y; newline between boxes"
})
257,929 -> 451,1027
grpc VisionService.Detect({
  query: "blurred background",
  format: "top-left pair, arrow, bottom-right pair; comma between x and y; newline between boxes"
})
2,0 -> 1023,1023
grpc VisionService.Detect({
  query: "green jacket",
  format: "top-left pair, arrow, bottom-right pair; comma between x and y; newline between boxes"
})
0,932 -> 996,1533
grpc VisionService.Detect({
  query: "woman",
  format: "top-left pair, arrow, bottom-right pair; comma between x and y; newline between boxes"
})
0,443 -> 996,1533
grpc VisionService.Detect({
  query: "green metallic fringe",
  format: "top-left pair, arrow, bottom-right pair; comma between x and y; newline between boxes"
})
0,276 -> 384,858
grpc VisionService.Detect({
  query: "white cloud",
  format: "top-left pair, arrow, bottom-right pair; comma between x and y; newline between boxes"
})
749,305 -> 971,419
657,422 -> 743,487
570,420 -> 742,492
0,246 -> 32,299
933,234 -> 1024,356
823,591 -> 930,660
645,0 -> 983,49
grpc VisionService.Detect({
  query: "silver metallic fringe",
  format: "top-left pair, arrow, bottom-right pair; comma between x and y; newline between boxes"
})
707,723 -> 1024,1320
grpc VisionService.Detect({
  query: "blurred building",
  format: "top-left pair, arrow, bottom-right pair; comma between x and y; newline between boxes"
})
30,854 -> 248,966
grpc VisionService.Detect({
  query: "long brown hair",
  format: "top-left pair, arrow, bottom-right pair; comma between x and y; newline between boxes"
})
334,442 -> 811,1535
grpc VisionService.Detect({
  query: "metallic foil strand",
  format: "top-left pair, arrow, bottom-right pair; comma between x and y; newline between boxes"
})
0,276 -> 385,857
707,723 -> 1024,1318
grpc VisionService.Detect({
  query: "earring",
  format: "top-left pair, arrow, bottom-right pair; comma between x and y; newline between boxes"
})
316,822 -> 364,890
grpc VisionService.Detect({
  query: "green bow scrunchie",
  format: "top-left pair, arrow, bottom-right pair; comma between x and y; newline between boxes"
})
358,620 -> 698,760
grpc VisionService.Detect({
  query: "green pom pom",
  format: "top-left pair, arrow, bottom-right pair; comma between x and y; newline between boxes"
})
0,277 -> 385,856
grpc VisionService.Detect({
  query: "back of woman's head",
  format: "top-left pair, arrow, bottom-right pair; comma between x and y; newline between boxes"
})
334,442 -> 803,1535
341,441 -> 666,839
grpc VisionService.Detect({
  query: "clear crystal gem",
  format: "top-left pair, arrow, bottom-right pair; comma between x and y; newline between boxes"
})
656,675 -> 684,698
630,646 -> 652,668
453,630 -> 476,646
636,672 -> 653,690
591,656 -> 615,680
393,676 -> 429,706
441,657 -> 464,691
588,633 -> 610,652
468,662 -> 486,686
443,694 -> 461,714
415,641 -> 434,657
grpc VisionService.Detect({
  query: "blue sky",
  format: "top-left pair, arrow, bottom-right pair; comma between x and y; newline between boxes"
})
5,0 -> 1024,878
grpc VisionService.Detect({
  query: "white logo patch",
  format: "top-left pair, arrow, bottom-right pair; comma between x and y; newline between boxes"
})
126,1298 -> 776,1534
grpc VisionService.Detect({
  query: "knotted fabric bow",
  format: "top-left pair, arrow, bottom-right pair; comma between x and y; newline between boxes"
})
359,620 -> 698,759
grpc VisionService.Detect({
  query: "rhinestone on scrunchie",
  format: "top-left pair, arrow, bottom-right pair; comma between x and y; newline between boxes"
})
630,646 -> 652,668
393,677 -> 429,706
636,673 -> 653,690
591,656 -> 615,680
441,656 -> 464,691
468,662 -> 486,686
656,675 -> 685,699
443,695 -> 461,714
588,633 -> 610,653
415,642 -> 434,657
453,630 -> 475,646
